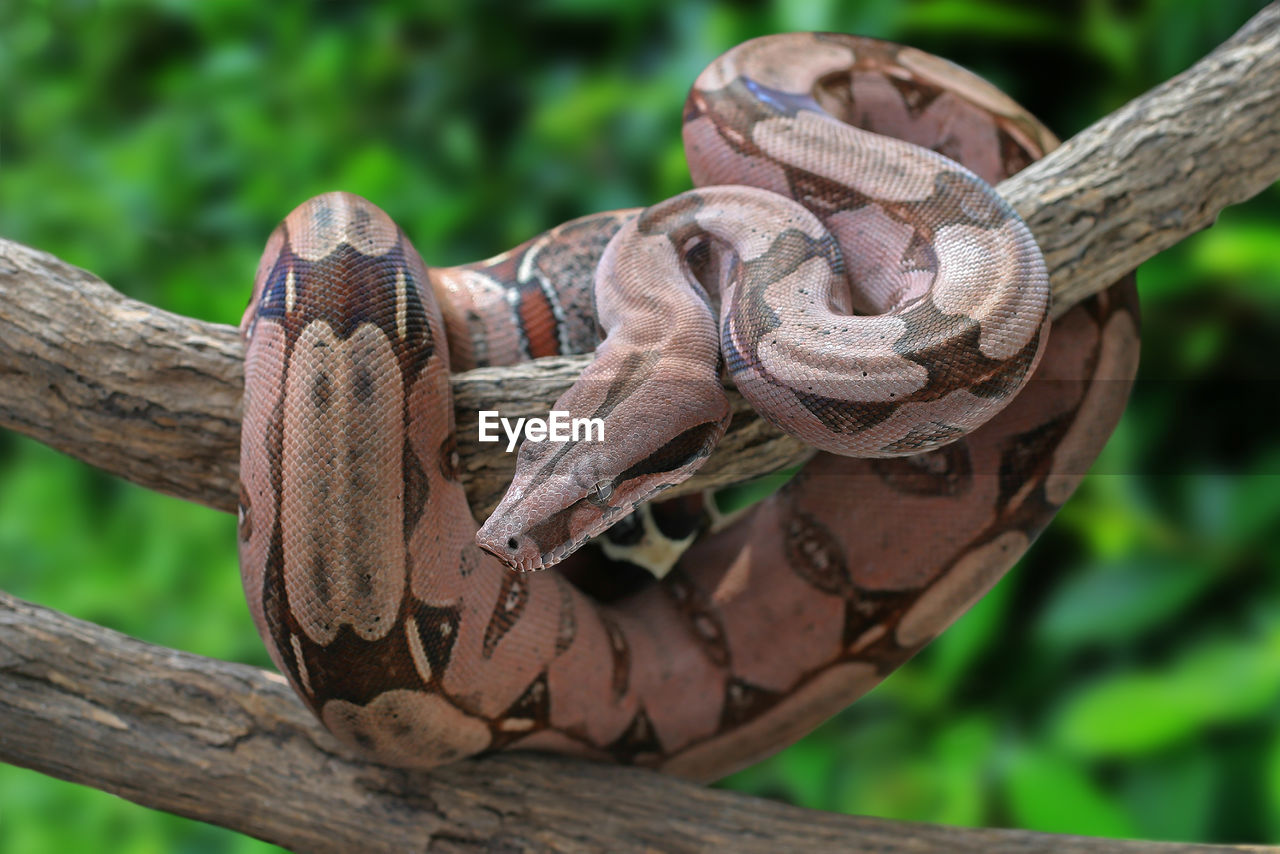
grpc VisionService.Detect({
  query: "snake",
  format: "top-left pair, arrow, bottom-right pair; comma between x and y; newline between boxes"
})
238,33 -> 1139,781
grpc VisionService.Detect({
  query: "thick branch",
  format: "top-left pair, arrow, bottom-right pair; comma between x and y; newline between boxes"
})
0,241 -> 809,520
1014,4 -> 1280,313
1,590 -> 1271,853
2,4 -> 1280,517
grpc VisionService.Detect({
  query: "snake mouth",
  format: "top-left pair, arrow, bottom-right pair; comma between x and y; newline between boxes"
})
476,532 -> 542,572
476,528 -> 582,573
476,536 -> 585,573
476,492 -> 639,573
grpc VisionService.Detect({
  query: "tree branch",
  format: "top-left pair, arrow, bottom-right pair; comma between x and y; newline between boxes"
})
0,590 -> 1270,853
2,3 -> 1279,518
2,4 -> 1280,850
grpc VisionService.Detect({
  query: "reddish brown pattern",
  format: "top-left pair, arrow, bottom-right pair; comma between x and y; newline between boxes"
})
238,33 -> 1138,781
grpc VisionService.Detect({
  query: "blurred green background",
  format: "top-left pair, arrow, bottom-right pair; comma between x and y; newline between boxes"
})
2,0 -> 1279,849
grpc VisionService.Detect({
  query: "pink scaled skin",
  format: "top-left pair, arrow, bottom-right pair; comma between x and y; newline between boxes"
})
238,34 -> 1138,779
476,35 -> 1050,571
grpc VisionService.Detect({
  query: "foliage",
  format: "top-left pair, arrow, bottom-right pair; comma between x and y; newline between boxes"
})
2,0 -> 1278,849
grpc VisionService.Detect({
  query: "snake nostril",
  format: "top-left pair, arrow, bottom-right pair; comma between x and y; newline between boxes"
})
506,537 -> 519,551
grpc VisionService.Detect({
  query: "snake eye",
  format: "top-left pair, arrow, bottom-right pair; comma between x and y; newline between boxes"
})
586,479 -> 614,507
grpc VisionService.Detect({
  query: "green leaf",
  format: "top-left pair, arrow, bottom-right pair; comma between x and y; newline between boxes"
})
1036,556 -> 1212,648
1004,747 -> 1139,837
1052,622 -> 1280,757
710,465 -> 802,516
1120,751 -> 1216,842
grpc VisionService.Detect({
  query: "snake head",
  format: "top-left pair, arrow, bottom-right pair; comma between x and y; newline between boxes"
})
476,348 -> 730,572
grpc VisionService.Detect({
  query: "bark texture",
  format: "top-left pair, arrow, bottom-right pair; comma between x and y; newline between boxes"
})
1,592 -> 1273,853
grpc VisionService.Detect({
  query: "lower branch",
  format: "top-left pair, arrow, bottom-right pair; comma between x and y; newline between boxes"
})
0,591 -> 1267,853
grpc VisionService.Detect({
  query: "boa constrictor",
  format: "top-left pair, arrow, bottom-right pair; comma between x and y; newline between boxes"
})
239,33 -> 1139,781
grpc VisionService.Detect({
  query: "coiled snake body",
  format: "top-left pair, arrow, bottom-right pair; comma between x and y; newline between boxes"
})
239,34 -> 1139,780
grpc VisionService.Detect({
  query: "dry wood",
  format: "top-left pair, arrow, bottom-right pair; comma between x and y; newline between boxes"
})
2,3 -> 1280,851
0,241 -> 813,520
1,591 -> 1273,853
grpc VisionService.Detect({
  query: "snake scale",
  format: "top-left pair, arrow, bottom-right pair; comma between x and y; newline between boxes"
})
239,34 -> 1139,781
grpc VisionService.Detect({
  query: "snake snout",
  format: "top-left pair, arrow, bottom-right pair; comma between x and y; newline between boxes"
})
476,528 -> 543,572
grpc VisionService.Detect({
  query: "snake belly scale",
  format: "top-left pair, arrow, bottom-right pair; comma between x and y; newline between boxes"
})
239,33 -> 1139,780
